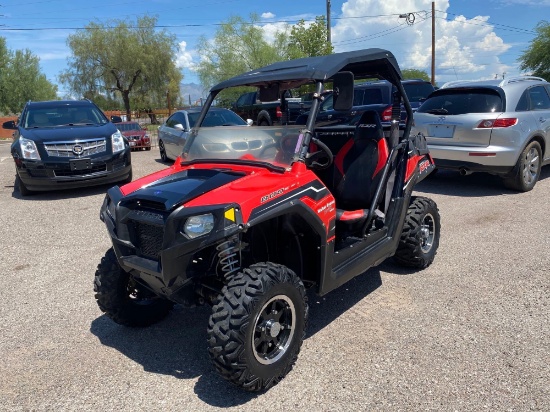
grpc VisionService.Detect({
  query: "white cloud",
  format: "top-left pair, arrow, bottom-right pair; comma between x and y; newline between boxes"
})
261,12 -> 275,19
175,40 -> 194,70
331,0 -> 516,84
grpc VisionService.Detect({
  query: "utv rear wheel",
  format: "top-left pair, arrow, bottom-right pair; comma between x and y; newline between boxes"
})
503,141 -> 541,192
394,196 -> 440,268
94,248 -> 173,327
207,262 -> 307,392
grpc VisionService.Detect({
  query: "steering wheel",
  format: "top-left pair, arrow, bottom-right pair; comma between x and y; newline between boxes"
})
258,134 -> 299,161
306,138 -> 333,170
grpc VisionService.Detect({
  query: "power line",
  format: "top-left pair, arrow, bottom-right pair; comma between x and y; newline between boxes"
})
434,9 -> 536,35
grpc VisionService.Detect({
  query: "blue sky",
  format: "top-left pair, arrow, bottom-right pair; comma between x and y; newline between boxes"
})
1,0 -> 549,97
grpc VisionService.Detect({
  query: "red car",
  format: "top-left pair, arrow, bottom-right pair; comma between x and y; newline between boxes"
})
115,121 -> 151,151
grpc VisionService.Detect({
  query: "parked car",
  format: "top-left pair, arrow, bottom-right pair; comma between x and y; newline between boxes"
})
115,121 -> 151,151
157,107 -> 250,161
298,89 -> 333,111
232,90 -> 304,126
295,80 -> 407,128
412,76 -> 550,191
3,99 -> 132,196
402,78 -> 436,111
94,48 -> 440,392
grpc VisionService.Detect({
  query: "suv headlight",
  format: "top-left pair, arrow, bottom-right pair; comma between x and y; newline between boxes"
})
182,213 -> 215,239
19,136 -> 41,160
111,130 -> 125,153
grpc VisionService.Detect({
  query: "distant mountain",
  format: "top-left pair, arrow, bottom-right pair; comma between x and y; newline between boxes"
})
180,83 -> 208,106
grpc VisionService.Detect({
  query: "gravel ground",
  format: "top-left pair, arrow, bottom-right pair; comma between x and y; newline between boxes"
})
0,142 -> 548,411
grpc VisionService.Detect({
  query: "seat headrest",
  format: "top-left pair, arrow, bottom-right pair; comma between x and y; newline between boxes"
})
354,110 -> 384,142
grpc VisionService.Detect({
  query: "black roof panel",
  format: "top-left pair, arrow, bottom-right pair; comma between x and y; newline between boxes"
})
211,48 -> 403,92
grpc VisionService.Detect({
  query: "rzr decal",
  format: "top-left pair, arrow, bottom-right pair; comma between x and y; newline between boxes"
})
249,180 -> 327,221
261,188 -> 285,203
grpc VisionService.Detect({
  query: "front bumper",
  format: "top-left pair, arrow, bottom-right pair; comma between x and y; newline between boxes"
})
15,149 -> 132,191
100,187 -> 244,301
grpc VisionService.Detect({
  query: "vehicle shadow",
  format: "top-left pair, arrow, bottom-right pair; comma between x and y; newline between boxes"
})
416,167 -> 550,197
89,267 -> 382,406
10,184 -> 112,201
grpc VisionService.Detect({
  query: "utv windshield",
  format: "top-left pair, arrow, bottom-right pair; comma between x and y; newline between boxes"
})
183,124 -> 303,169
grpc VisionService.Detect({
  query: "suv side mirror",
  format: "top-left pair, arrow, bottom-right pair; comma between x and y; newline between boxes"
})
332,71 -> 354,111
2,120 -> 16,130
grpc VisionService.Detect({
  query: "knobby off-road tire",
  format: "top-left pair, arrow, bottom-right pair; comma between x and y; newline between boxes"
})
94,248 -> 173,327
207,262 -> 308,392
394,196 -> 441,268
503,140 -> 542,192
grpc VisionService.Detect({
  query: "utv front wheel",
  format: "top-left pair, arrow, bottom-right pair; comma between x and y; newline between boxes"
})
94,248 -> 173,327
207,262 -> 308,392
394,196 -> 440,268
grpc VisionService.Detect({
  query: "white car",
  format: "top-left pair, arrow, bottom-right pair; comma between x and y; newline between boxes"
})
412,76 -> 550,191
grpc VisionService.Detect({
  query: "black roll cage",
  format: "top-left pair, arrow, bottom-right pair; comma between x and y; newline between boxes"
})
183,48 -> 413,163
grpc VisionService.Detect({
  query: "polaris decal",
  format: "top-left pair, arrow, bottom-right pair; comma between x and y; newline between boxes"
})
317,199 -> 335,214
261,188 -> 285,203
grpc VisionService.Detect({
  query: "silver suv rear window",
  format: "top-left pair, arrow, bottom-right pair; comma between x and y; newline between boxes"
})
418,90 -> 503,115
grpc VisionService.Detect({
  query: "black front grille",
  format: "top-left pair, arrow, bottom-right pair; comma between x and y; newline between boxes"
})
133,221 -> 164,260
54,164 -> 107,177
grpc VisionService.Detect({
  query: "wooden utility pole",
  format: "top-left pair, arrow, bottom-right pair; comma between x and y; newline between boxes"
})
326,0 -> 331,44
431,1 -> 435,86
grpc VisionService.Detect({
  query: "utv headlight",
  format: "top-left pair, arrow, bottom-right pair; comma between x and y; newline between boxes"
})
183,213 -> 215,239
111,130 -> 125,153
19,136 -> 41,160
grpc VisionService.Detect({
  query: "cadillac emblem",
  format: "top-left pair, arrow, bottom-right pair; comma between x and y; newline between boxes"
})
72,144 -> 84,155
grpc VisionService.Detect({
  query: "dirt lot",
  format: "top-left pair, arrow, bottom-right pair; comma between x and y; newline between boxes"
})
0,143 -> 548,411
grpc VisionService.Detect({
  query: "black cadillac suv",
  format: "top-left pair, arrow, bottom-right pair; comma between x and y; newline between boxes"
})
3,99 -> 132,196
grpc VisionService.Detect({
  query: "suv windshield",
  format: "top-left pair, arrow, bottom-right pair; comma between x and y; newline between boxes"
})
23,104 -> 109,128
188,110 -> 247,128
184,124 -> 302,168
116,123 -> 141,131
403,82 -> 435,103
417,89 -> 503,115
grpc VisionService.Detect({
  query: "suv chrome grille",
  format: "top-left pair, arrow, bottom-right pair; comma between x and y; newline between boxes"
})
44,139 -> 107,157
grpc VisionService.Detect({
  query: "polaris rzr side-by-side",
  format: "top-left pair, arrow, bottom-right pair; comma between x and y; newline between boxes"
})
94,48 -> 441,392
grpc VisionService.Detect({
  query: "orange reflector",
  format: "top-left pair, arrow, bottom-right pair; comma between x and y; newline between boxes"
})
469,153 -> 496,157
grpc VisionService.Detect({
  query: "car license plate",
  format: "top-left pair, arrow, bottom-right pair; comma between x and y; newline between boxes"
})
69,159 -> 91,171
129,141 -> 136,146
428,124 -> 455,138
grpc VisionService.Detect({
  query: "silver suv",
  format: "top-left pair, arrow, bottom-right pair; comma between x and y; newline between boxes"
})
412,76 -> 550,191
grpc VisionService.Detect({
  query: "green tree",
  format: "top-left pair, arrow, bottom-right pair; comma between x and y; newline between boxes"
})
195,14 -> 290,105
519,21 -> 550,80
401,68 -> 430,81
0,37 -> 57,114
288,16 -> 333,59
60,16 -> 182,120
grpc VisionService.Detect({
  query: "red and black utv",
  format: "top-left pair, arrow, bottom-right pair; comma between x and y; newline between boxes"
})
94,48 -> 441,392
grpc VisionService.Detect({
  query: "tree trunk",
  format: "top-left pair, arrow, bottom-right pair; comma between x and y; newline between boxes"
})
122,90 -> 132,121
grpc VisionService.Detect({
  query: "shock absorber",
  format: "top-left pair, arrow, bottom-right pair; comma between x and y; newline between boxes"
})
216,235 -> 241,279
